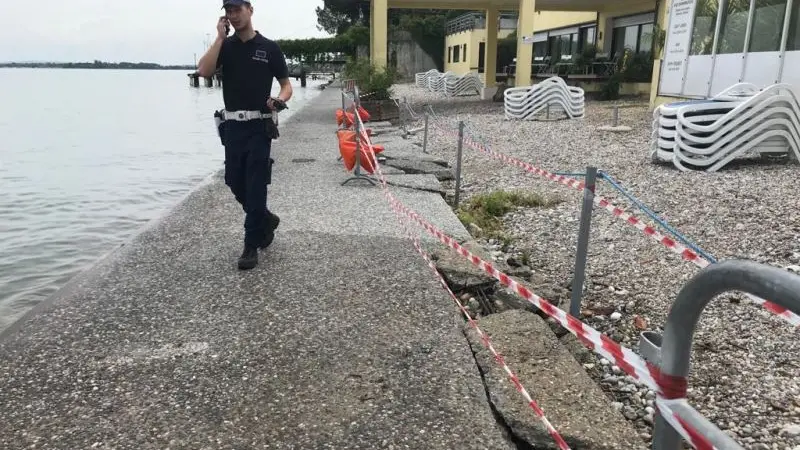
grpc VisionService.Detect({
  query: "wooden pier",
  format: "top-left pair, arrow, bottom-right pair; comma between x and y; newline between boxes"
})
188,71 -> 223,88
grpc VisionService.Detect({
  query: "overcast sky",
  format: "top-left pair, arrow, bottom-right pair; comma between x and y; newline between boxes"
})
0,0 -> 331,64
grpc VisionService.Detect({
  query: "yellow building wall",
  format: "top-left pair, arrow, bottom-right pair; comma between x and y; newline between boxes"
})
444,11 -> 596,74
532,11 -> 597,30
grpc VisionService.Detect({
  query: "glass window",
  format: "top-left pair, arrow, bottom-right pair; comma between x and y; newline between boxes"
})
559,34 -> 576,57
612,24 -> 654,56
640,23 -> 654,53
534,41 -> 548,57
717,0 -> 751,53
548,36 -> 560,58
581,26 -> 597,51
751,0 -> 788,51
690,0 -> 720,55
787,0 -> 800,50
613,26 -> 627,56
448,47 -> 452,63
453,45 -> 460,62
624,26 -> 639,50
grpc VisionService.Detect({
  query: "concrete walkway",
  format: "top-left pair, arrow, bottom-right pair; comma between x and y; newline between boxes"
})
0,86 -> 512,448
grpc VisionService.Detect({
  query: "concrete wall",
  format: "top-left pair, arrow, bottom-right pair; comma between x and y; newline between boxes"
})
388,30 -> 438,80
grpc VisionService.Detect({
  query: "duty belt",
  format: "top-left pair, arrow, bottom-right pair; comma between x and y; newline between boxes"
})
222,110 -> 273,121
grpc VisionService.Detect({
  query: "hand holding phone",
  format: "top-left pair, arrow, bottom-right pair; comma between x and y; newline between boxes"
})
267,97 -> 288,112
217,16 -> 230,39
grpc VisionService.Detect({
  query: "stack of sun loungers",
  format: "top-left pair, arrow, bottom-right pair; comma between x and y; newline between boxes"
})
503,76 -> 585,120
651,83 -> 800,172
414,70 -> 482,97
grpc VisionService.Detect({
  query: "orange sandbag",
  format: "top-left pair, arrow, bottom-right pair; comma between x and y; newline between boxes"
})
345,104 -> 371,122
335,109 -> 357,127
336,130 -> 384,174
336,130 -> 384,154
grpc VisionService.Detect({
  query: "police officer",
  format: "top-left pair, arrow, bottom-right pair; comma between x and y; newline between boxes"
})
197,0 -> 293,270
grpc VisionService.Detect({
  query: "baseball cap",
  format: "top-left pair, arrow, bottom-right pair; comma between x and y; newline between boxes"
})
222,0 -> 251,8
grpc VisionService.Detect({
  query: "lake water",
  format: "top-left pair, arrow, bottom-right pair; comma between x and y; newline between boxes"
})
0,68 -> 326,333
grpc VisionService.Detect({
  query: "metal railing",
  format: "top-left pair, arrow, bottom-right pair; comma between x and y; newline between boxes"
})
640,260 -> 800,449
445,12 -> 518,35
402,100 -> 800,449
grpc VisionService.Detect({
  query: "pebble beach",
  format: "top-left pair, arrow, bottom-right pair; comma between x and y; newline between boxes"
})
393,82 -> 800,449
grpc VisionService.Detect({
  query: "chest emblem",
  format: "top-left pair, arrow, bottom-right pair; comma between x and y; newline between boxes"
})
253,49 -> 269,63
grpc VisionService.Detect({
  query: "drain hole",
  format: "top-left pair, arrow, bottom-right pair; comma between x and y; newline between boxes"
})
291,158 -> 316,163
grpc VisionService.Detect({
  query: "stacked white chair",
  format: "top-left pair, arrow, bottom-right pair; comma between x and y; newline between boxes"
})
503,76 -> 585,120
415,69 -> 439,88
442,72 -> 482,97
650,83 -> 800,172
414,70 -> 482,97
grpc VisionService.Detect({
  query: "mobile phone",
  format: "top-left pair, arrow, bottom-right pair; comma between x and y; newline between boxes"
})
225,19 -> 231,35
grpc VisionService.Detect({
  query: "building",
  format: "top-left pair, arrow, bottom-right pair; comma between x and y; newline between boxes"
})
442,8 -> 656,96
369,0 -> 800,108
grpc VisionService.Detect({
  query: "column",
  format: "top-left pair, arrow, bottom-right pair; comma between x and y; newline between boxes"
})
483,8 -> 499,99
596,13 -> 611,54
649,0 -> 670,108
514,0 -> 536,86
370,0 -> 388,69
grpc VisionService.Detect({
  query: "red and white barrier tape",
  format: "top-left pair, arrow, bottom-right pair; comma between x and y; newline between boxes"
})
351,102 -> 725,449
346,111 -> 572,449
430,119 -> 800,328
361,112 -> 725,448
384,189 -> 721,450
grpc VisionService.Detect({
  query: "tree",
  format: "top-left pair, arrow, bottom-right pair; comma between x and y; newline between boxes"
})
315,0 -> 369,35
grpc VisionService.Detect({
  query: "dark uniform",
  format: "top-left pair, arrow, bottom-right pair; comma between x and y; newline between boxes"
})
215,31 -> 289,260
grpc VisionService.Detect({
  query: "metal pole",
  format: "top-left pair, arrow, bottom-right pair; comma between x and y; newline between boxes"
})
777,0 -> 795,82
454,121 -> 465,208
423,113 -> 430,154
647,260 -> 800,450
402,96 -> 408,137
569,166 -> 597,317
546,103 -> 551,120
612,105 -> 619,127
353,86 -> 362,176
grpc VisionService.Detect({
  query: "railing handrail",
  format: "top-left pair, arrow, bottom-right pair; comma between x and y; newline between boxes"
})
643,260 -> 800,449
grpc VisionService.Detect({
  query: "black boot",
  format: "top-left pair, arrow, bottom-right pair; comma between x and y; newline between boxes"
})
258,212 -> 281,249
238,246 -> 258,270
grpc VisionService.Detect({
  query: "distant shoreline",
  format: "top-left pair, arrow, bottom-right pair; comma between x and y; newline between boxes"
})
0,62 -> 195,70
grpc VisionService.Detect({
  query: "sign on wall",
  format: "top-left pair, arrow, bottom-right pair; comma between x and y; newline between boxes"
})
659,0 -> 698,95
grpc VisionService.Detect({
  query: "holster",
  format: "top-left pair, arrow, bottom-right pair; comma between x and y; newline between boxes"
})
214,109 -> 226,146
265,117 -> 280,140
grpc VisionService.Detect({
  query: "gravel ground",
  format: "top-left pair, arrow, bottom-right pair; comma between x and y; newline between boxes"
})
392,82 -> 800,450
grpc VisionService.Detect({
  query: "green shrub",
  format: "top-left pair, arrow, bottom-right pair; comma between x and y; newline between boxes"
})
342,58 -> 398,100
456,190 -> 560,241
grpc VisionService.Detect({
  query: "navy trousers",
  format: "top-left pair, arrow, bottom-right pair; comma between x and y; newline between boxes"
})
221,120 -> 274,249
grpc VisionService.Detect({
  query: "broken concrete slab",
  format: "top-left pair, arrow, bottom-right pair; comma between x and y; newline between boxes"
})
384,174 -> 444,194
431,240 -> 500,293
376,141 -> 451,168
383,158 -> 454,181
465,309 -> 647,450
365,120 -> 395,128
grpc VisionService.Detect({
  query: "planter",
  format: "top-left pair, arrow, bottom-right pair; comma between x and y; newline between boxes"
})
360,99 -> 400,122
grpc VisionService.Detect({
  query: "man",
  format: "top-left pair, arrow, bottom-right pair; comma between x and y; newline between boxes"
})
197,0 -> 293,270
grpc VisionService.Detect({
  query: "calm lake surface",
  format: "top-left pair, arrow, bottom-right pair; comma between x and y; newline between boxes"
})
0,68 -> 326,333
